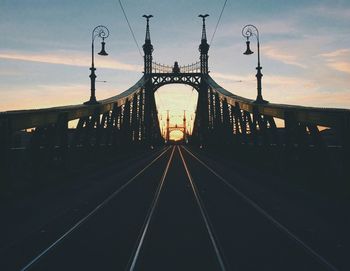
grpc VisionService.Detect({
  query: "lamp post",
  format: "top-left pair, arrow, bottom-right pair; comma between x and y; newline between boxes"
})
84,25 -> 109,105
242,24 -> 268,103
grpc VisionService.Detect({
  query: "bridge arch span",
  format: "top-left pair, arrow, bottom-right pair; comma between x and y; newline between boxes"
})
152,73 -> 201,93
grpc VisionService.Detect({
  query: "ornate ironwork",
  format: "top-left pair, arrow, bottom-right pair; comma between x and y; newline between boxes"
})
152,61 -> 200,73
143,15 -> 154,74
151,73 -> 202,91
198,14 -> 210,74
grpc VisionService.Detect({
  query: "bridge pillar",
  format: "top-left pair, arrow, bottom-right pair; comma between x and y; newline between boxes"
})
232,102 -> 246,143
122,99 -> 131,144
96,112 -> 109,147
131,93 -> 139,142
141,15 -> 161,146
209,88 -> 215,130
137,90 -> 144,141
222,98 -> 232,144
143,79 -> 155,145
110,105 -> 122,146
196,77 -> 210,145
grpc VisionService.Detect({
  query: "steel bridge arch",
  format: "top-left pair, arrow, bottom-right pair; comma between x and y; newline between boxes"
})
151,73 -> 202,93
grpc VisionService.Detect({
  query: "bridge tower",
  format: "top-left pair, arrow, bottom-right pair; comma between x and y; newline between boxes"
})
143,15 -> 153,74
196,14 -> 210,144
199,14 -> 210,74
142,15 -> 161,145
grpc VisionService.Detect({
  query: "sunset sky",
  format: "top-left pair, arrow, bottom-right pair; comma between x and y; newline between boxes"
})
0,0 -> 349,139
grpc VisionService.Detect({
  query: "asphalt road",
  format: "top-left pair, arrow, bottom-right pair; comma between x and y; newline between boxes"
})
0,145 -> 348,270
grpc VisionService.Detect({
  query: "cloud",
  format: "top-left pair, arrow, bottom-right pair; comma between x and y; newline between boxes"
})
320,48 -> 350,74
320,48 -> 350,58
0,50 -> 142,72
304,5 -> 350,21
0,83 -> 86,111
0,82 -> 126,112
263,45 -> 307,68
0,69 -> 23,76
211,72 -> 314,88
210,72 -> 250,82
327,62 -> 350,74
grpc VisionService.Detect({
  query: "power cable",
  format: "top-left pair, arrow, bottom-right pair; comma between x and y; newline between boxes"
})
210,0 -> 228,46
118,0 -> 143,57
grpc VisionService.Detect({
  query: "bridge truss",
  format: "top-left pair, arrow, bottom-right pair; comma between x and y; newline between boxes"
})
0,15 -> 349,180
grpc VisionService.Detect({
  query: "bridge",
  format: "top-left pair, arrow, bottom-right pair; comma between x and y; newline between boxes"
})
0,14 -> 350,271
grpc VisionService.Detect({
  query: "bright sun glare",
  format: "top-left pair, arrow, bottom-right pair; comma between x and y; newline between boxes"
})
154,84 -> 198,141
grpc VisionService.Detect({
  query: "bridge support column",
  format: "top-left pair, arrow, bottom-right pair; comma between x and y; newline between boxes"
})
110,106 -> 122,146
209,89 -> 215,130
143,79 -> 160,146
222,98 -> 232,144
213,92 -> 222,143
122,99 -> 131,144
96,112 -> 109,147
233,103 -> 246,144
196,77 -> 210,145
138,89 -> 144,142
131,93 -> 139,143
253,108 -> 268,147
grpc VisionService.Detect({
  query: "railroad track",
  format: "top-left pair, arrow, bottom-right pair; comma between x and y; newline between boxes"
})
1,145 -> 341,270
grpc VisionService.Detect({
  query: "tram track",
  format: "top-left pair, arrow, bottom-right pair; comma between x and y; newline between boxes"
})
3,144 -> 342,270
181,145 -> 339,271
127,146 -> 176,271
127,146 -> 227,271
178,146 -> 227,271
18,146 -> 172,271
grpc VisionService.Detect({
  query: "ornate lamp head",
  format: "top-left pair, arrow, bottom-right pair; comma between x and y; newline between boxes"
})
98,38 -> 108,56
243,39 -> 253,55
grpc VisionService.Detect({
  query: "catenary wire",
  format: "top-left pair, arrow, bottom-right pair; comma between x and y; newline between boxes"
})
210,0 -> 228,46
118,0 -> 143,57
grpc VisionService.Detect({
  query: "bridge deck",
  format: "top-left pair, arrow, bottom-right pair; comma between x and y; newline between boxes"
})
0,146 -> 348,270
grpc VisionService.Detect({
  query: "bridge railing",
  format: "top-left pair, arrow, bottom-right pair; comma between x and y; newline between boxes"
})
206,76 -> 350,129
193,75 -> 350,180
152,61 -> 200,73
0,75 -> 167,162
0,77 -> 146,132
200,75 -> 350,171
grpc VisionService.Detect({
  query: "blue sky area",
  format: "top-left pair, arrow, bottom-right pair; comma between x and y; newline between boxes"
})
0,0 -> 349,135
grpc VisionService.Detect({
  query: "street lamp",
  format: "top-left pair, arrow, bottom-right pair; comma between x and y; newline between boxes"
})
84,25 -> 109,105
242,24 -> 268,103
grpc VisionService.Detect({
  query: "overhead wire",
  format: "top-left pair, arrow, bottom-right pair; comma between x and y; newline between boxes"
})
209,0 -> 228,46
118,0 -> 143,57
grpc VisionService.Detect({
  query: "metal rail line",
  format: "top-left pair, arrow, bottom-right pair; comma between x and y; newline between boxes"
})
182,145 -> 339,271
128,146 -> 176,271
178,146 -> 227,271
19,146 -> 171,271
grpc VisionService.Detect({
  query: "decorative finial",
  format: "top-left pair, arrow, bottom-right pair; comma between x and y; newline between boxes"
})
198,14 -> 209,41
142,14 -> 153,42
